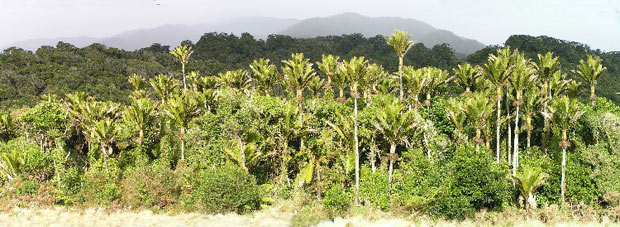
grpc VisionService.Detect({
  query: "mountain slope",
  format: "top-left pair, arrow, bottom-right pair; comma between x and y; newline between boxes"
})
280,13 -> 485,55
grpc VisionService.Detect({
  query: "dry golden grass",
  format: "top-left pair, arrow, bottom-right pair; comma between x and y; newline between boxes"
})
0,206 -> 617,227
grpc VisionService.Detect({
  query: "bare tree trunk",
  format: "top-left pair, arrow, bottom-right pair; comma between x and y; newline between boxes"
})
182,63 -> 187,91
180,127 -> 186,160
354,97 -> 360,205
590,85 -> 596,106
506,90 -> 512,167
238,136 -> 247,171
398,57 -> 404,100
496,88 -> 501,164
388,143 -> 396,195
513,105 -> 520,178
527,130 -> 531,149
316,157 -> 322,202
561,130 -> 567,203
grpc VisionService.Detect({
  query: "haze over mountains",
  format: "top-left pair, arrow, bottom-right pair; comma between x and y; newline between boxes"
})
3,13 -> 486,55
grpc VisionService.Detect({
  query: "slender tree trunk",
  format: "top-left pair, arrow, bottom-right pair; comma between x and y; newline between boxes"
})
182,63 -> 187,91
370,149 -> 376,173
398,57 -> 404,100
388,143 -> 396,195
496,88 -> 501,164
180,127 -> 185,160
527,130 -> 531,149
561,130 -> 567,203
354,96 -> 360,205
506,90 -> 512,166
590,85 -> 596,106
513,105 -> 520,178
282,145 -> 291,187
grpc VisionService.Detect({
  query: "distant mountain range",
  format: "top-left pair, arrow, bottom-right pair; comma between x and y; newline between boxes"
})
3,13 -> 486,55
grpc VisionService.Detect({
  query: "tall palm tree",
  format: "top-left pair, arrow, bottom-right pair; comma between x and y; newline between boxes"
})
170,45 -> 194,91
542,71 -> 570,152
402,66 -> 427,109
508,53 -> 536,175
573,55 -> 607,106
385,30 -> 414,100
512,167 -> 548,210
149,74 -> 179,105
534,52 -> 561,100
483,50 -> 511,163
453,63 -> 482,95
422,67 -> 451,107
306,76 -> 326,98
521,87 -> 544,148
223,132 -> 265,172
249,58 -> 279,96
465,93 -> 495,147
125,98 -> 157,145
165,92 -> 199,161
542,96 -> 585,202
372,96 -> 419,194
446,98 -> 467,144
282,53 -> 317,150
337,56 -> 369,204
317,54 -> 340,92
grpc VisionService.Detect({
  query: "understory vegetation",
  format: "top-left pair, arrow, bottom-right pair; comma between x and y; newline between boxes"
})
0,30 -> 619,225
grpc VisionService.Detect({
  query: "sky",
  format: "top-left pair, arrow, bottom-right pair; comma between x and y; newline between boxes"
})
0,0 -> 619,51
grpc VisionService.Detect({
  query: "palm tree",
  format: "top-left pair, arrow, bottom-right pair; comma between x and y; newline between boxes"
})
508,53 -> 536,176
372,96 -> 419,194
566,80 -> 583,100
453,63 -> 482,95
422,67 -> 451,107
307,76 -> 326,98
92,118 -> 119,171
465,93 -> 495,147
542,71 -> 570,153
250,58 -> 279,96
385,30 -> 414,100
402,66 -> 427,109
223,132 -> 266,172
128,74 -> 146,98
332,62 -> 351,102
282,53 -> 317,150
0,111 -> 13,142
170,45 -> 194,91
542,96 -> 585,202
337,56 -> 369,204
512,166 -> 548,210
218,69 -> 252,94
483,50 -> 511,163
446,98 -> 467,144
125,98 -> 157,145
534,52 -> 561,100
149,74 -> 179,105
317,54 -> 340,92
278,102 -> 301,186
521,87 -> 544,148
573,55 -> 607,106
165,92 -> 199,161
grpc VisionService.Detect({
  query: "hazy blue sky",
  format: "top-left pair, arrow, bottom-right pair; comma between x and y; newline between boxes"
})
1,0 -> 619,50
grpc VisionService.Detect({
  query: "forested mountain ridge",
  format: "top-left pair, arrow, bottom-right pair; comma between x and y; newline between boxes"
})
3,13 -> 483,55
281,12 -> 485,55
0,33 -> 618,109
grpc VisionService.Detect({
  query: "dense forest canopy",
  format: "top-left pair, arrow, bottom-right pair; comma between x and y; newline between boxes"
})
2,33 -> 617,109
0,30 -> 619,223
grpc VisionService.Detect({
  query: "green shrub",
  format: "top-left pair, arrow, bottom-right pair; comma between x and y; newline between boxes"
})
52,167 -> 83,205
322,184 -> 351,216
393,148 -> 444,211
18,179 -> 40,196
81,159 -> 120,206
119,164 -> 181,210
428,143 -> 511,220
188,165 -> 261,214
0,138 -> 53,180
359,167 -> 390,210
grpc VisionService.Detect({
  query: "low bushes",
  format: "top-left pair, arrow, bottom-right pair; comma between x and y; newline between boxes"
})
185,165 -> 262,214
